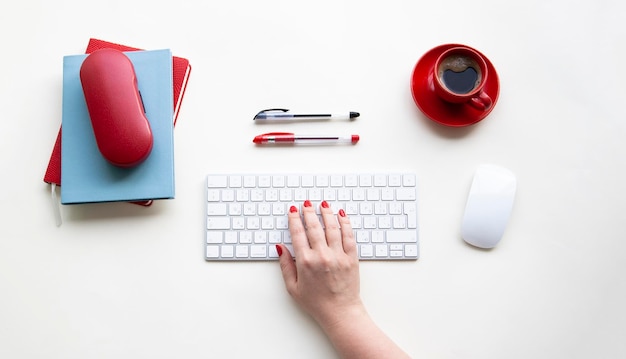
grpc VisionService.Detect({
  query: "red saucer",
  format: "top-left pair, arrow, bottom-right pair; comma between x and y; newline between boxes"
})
411,44 -> 500,127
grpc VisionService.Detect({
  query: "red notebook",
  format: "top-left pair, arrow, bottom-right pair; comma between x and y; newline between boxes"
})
43,38 -> 191,207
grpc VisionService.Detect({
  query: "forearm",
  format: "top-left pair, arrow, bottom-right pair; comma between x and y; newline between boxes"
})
318,304 -> 411,359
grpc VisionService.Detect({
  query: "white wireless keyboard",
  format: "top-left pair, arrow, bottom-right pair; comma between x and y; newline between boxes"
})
205,173 -> 419,261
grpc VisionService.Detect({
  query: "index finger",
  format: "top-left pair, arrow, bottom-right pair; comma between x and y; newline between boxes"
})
287,205 -> 309,256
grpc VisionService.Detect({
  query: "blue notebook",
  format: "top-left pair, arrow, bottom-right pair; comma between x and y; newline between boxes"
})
60,49 -> 175,204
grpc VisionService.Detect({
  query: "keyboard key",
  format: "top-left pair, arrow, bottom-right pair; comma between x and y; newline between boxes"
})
388,174 -> 402,187
287,175 -> 300,187
375,244 -> 388,257
403,174 -> 417,187
396,188 -> 416,201
254,232 -> 267,243
258,175 -> 271,188
269,231 -> 282,243
360,244 -> 374,257
268,245 -> 280,258
229,203 -> 242,216
247,217 -> 260,230
207,189 -> 221,202
301,175 -> 314,187
240,232 -> 252,244
236,189 -> 249,202
225,232 -> 238,243
404,244 -> 419,257
207,203 -> 228,216
356,231 -> 370,243
316,175 -> 329,187
393,216 -> 407,229
229,175 -> 242,188
273,175 -> 286,188
207,217 -> 230,230
222,245 -> 234,258
359,174 -> 372,187
236,245 -> 249,258
276,216 -> 288,229
207,175 -> 228,188
206,246 -> 220,258
206,232 -> 223,244
330,175 -> 343,187
374,174 -> 387,187
345,175 -> 358,187
243,175 -> 256,187
251,245 -> 267,257
404,203 -> 418,229
386,231 -> 418,243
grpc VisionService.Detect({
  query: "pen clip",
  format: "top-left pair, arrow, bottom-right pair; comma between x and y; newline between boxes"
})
254,108 -> 289,120
258,132 -> 294,136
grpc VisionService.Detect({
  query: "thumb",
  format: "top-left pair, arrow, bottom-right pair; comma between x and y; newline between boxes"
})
276,244 -> 297,295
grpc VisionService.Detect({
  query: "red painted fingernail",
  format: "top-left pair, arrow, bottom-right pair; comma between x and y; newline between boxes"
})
339,209 -> 346,217
321,200 -> 329,208
276,244 -> 283,256
304,200 -> 312,207
289,205 -> 298,213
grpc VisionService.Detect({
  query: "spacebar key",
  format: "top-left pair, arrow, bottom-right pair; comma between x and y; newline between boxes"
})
386,231 -> 418,243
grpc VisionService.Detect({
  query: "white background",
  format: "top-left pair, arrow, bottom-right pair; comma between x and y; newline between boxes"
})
1,1 -> 625,358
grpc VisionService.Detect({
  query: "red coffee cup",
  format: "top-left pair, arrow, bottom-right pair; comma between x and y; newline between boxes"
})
433,46 -> 492,111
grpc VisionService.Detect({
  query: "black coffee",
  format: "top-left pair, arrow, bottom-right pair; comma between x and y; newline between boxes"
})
442,67 -> 478,94
437,55 -> 481,94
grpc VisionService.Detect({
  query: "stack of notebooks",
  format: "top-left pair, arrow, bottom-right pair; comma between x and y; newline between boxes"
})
43,38 -> 191,209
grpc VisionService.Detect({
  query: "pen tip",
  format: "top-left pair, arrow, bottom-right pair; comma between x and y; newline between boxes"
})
349,112 -> 360,119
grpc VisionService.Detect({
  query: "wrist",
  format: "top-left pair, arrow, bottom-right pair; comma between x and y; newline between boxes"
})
315,302 -> 411,359
316,300 -> 370,334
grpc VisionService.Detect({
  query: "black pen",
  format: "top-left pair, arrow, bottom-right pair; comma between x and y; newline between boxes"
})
253,108 -> 360,122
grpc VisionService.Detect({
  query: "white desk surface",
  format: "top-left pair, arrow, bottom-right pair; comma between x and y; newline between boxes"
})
2,1 -> 625,358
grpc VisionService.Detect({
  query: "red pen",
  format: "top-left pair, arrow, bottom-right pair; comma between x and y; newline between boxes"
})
253,132 -> 359,145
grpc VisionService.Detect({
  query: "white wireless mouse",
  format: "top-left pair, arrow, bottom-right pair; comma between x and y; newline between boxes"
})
461,164 -> 517,249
